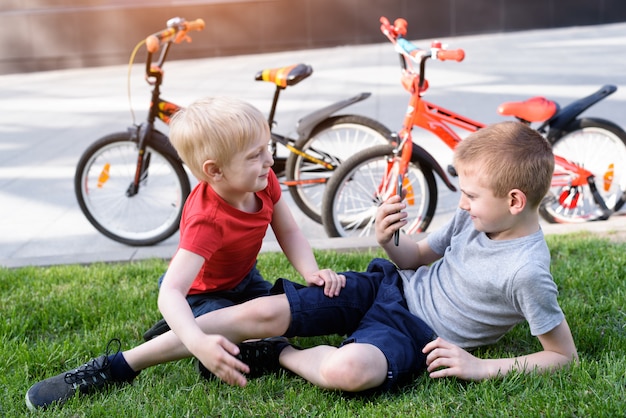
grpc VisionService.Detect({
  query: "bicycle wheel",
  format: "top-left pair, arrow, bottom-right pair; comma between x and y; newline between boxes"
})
285,115 -> 391,224
322,144 -> 437,238
74,131 -> 191,246
540,118 -> 626,223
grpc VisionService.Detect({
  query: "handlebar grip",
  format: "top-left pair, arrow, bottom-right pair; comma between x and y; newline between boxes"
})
380,16 -> 393,36
145,17 -> 205,53
436,48 -> 465,62
186,18 -> 205,32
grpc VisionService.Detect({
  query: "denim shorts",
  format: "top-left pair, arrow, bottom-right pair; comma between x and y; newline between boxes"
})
272,258 -> 435,391
159,262 -> 273,317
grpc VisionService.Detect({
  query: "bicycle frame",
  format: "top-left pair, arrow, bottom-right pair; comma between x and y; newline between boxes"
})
403,90 -> 597,185
132,75 -> 326,194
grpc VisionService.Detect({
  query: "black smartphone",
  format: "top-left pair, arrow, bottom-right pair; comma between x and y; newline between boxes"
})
394,173 -> 403,246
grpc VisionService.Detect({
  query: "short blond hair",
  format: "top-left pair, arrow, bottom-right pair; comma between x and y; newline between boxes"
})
169,96 -> 269,182
453,121 -> 554,208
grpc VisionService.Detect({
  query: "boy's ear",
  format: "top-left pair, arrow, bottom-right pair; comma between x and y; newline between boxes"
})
508,189 -> 527,214
202,160 -> 222,180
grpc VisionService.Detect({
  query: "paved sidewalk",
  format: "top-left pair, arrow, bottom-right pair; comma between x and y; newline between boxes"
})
1,23 -> 626,268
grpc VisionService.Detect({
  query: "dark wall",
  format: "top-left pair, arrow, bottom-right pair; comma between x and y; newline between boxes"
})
1,0 -> 625,75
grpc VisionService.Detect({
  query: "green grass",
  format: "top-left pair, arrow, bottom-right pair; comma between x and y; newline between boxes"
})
1,232 -> 625,417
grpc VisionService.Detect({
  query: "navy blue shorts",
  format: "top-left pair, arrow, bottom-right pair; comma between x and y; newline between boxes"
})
271,258 -> 435,391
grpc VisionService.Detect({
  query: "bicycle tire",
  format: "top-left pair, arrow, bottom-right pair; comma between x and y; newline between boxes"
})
322,144 -> 437,238
74,131 -> 191,246
285,115 -> 391,224
540,118 -> 626,223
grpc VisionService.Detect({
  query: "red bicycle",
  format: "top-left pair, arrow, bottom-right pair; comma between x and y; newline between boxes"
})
321,16 -> 626,238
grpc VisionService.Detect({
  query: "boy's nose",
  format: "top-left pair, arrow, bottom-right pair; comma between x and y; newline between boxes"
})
458,195 -> 470,211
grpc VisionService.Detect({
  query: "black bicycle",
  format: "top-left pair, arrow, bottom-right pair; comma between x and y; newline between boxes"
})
74,17 -> 391,246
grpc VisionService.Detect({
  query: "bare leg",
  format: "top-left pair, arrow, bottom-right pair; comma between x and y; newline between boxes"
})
279,343 -> 387,391
123,294 -> 292,371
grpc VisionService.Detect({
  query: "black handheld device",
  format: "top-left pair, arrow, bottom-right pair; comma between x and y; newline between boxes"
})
393,173 -> 403,246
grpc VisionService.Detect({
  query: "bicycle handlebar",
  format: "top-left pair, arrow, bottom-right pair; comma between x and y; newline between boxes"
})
380,16 -> 464,63
145,17 -> 205,53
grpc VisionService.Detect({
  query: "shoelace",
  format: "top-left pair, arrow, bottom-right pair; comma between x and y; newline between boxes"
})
63,338 -> 121,386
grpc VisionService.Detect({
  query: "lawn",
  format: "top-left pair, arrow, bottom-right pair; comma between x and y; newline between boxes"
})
1,232 -> 624,417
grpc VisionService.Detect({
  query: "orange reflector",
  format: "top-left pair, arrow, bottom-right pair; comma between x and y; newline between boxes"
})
97,163 -> 110,188
404,177 -> 415,205
603,163 -> 614,192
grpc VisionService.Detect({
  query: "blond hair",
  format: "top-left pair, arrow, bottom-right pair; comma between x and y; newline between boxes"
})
169,96 -> 269,182
453,121 -> 554,208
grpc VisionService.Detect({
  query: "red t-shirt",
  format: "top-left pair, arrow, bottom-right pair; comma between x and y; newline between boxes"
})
177,170 -> 281,294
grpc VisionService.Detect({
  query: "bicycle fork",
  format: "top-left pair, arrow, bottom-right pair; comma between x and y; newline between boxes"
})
126,122 -> 153,197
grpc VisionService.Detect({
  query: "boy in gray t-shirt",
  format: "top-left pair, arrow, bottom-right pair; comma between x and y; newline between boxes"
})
401,207 -> 564,350
27,121 -> 578,408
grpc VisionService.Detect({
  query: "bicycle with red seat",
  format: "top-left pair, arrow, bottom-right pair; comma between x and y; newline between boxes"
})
74,17 -> 391,246
321,16 -> 626,238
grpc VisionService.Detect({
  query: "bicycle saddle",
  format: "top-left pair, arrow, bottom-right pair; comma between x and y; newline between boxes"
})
497,96 -> 559,123
255,63 -> 313,88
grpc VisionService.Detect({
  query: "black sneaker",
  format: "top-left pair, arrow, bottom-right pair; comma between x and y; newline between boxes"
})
143,318 -> 170,341
25,339 -> 126,410
196,337 -> 291,381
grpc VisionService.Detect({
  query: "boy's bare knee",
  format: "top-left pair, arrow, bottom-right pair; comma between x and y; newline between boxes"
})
243,294 -> 291,333
319,349 -> 385,392
320,360 -> 360,391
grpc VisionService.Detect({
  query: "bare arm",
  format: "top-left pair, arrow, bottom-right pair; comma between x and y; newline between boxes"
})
375,195 -> 441,269
423,319 -> 578,380
271,197 -> 345,297
157,249 -> 250,386
157,249 -> 204,344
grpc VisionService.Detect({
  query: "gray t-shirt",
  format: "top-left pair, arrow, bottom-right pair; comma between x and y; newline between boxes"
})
401,209 -> 564,349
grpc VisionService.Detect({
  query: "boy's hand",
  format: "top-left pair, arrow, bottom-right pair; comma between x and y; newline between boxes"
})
423,337 -> 486,381
375,195 -> 407,245
194,334 -> 251,387
304,269 -> 346,297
